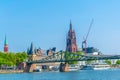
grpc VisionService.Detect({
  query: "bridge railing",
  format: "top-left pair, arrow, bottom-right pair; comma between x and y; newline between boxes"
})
27,52 -> 120,64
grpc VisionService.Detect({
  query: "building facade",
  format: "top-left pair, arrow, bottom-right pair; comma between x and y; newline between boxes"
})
66,21 -> 77,52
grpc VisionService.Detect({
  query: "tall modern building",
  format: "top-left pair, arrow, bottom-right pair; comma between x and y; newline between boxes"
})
66,21 -> 77,52
4,36 -> 8,52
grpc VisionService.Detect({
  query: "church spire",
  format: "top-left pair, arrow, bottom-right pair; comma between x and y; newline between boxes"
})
4,35 -> 8,53
30,42 -> 34,54
66,21 -> 77,52
4,35 -> 8,45
69,20 -> 72,32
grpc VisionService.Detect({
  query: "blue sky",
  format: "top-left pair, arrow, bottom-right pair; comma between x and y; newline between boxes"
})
0,0 -> 120,54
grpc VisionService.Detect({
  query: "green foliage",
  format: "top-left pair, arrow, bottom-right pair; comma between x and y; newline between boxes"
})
0,52 -> 27,67
64,51 -> 83,64
76,51 -> 83,55
105,60 -> 111,65
116,60 -> 120,65
86,59 -> 93,64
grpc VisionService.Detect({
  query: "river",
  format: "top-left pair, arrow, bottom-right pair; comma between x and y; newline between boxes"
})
0,69 -> 120,80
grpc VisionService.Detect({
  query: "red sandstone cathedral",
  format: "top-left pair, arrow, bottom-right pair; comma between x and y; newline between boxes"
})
66,21 -> 77,52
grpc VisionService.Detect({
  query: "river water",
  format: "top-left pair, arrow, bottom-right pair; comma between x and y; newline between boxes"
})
0,69 -> 120,80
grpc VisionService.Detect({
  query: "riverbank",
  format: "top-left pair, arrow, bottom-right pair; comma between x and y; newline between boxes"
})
0,70 -> 24,74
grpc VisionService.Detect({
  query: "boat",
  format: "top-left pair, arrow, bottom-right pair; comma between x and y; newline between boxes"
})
68,65 -> 80,71
52,66 -> 59,71
81,64 -> 111,70
49,66 -> 59,71
33,68 -> 42,72
81,65 -> 93,70
33,66 -> 42,72
93,64 -> 111,70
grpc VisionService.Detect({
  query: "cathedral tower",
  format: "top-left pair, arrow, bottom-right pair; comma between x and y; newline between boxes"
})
4,36 -> 8,52
66,21 -> 77,52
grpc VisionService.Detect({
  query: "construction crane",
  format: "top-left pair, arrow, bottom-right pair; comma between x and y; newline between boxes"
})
82,19 -> 94,54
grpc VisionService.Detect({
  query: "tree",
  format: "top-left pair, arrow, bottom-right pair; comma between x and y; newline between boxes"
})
86,59 -> 93,64
116,60 -> 120,65
15,52 -> 27,65
77,51 -> 83,55
0,51 -> 27,67
64,51 -> 83,64
105,60 -> 111,65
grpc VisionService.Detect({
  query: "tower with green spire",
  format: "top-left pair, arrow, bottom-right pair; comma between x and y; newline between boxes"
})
4,35 -> 8,52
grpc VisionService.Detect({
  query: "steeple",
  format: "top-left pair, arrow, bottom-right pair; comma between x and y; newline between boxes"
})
66,21 -> 77,52
69,20 -> 72,32
4,35 -> 8,45
30,42 -> 34,54
4,35 -> 8,52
